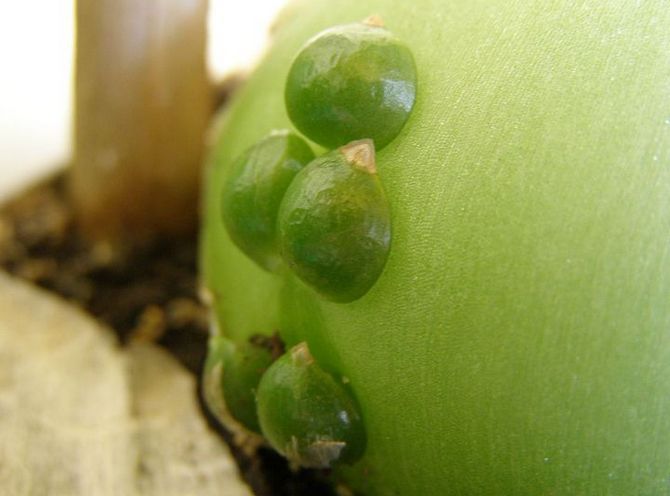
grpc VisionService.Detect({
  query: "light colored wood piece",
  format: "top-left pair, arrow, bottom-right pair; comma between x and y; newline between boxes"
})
0,271 -> 251,496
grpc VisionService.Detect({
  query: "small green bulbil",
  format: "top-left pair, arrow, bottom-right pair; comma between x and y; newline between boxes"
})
201,334 -> 233,425
278,139 -> 391,302
285,19 -> 417,150
256,342 -> 366,468
202,334 -> 275,433
221,337 -> 276,433
221,130 -> 315,271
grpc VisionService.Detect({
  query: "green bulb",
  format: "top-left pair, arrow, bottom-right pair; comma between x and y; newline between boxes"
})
221,336 -> 277,433
201,334 -> 233,425
221,130 -> 315,271
285,18 -> 417,150
256,342 -> 366,468
278,139 -> 391,302
202,334 -> 277,434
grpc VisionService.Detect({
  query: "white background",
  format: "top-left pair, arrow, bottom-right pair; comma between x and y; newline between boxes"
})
0,0 -> 288,198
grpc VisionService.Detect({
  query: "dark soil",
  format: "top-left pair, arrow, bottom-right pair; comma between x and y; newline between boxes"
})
0,173 -> 339,496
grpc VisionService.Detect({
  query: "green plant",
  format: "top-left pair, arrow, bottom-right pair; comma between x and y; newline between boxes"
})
285,18 -> 417,149
203,334 -> 283,433
256,342 -> 366,468
221,338 -> 274,433
202,1 -> 670,494
278,139 -> 391,302
221,130 -> 314,271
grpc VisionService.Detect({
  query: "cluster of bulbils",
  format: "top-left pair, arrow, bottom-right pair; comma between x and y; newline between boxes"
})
205,16 -> 417,469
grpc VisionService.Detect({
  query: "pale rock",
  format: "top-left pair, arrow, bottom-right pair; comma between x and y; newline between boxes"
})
0,271 -> 251,496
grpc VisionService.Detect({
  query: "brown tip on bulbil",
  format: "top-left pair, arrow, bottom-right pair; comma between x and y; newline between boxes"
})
363,14 -> 385,27
340,139 -> 377,174
198,285 -> 214,305
304,440 -> 347,468
286,436 -> 346,468
291,342 -> 315,366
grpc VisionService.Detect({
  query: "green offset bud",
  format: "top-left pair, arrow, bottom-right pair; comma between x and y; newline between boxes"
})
256,342 -> 366,468
278,139 -> 391,302
221,130 -> 315,271
285,17 -> 417,150
221,336 -> 278,433
202,334 -> 279,434
201,334 -> 233,425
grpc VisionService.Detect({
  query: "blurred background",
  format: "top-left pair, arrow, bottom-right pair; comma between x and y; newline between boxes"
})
0,0 -> 288,198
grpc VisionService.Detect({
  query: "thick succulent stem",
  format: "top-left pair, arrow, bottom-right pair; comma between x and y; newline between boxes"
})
71,0 -> 210,241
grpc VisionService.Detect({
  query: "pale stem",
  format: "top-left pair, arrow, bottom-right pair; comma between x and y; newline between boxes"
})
71,0 -> 211,241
